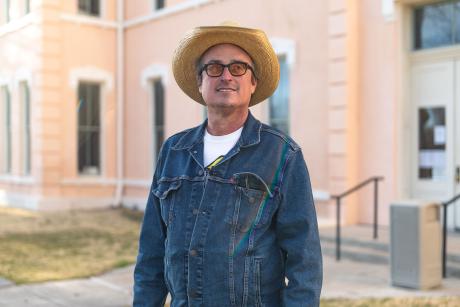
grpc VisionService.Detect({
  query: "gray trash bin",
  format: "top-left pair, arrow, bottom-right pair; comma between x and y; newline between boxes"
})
390,200 -> 441,289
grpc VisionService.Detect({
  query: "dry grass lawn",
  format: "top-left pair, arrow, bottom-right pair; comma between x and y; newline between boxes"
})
0,206 -> 143,284
1,207 -> 459,306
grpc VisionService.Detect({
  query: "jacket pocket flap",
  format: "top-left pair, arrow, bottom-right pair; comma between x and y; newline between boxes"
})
153,180 -> 182,199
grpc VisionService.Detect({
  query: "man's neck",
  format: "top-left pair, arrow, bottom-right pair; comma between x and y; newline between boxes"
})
206,108 -> 248,136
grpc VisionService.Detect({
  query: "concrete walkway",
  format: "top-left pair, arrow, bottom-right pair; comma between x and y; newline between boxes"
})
320,225 -> 460,299
0,266 -> 133,307
0,225 -> 459,306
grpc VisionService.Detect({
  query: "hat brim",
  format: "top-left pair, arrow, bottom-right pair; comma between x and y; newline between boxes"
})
172,26 -> 280,107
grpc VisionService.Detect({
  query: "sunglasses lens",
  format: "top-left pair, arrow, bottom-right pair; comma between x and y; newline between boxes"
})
229,63 -> 247,76
203,62 -> 250,77
206,64 -> 224,77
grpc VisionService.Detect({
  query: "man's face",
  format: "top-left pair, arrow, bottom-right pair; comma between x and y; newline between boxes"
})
198,44 -> 257,110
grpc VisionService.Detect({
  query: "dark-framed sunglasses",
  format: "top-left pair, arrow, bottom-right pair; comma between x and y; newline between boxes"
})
201,61 -> 256,78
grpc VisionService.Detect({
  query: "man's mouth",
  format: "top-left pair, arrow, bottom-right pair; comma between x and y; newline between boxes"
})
216,88 -> 236,92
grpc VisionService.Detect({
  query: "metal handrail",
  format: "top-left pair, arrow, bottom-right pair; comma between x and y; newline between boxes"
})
331,176 -> 384,261
442,193 -> 460,278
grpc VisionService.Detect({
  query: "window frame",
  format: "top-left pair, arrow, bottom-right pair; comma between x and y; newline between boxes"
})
268,54 -> 290,135
78,0 -> 101,17
77,81 -> 102,176
25,0 -> 30,14
19,81 -> 31,175
4,0 -> 11,23
154,0 -> 165,11
152,78 -> 165,162
413,0 -> 460,50
1,86 -> 12,174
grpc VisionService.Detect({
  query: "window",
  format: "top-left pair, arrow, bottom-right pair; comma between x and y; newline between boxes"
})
269,55 -> 290,135
152,79 -> 164,159
20,82 -> 31,175
418,107 -> 446,181
203,106 -> 207,121
154,0 -> 165,10
4,0 -> 10,23
78,0 -> 100,17
1,86 -> 11,174
414,0 -> 460,50
78,82 -> 101,175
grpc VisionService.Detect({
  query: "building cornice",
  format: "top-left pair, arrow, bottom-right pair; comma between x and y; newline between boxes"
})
124,0 -> 213,29
0,12 -> 36,38
60,13 -> 118,29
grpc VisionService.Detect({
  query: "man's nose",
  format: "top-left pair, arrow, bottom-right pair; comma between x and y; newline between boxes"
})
220,66 -> 233,80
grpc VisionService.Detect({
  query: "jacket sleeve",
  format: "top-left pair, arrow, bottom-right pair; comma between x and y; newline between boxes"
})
133,153 -> 168,306
275,149 -> 323,307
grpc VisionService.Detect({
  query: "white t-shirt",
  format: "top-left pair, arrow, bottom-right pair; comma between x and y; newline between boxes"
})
203,127 -> 243,167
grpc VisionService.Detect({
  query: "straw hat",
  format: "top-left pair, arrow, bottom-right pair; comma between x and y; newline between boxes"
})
172,22 -> 280,106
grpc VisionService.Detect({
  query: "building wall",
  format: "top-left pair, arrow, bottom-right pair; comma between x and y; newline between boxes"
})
0,0 -> 43,209
122,0 -> 330,210
2,0 -> 443,228
0,0 -> 119,209
355,0 -> 398,225
50,0 -> 118,208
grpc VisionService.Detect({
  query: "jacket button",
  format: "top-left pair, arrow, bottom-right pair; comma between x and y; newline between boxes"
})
189,249 -> 198,257
192,209 -> 199,215
249,197 -> 256,204
198,170 -> 203,176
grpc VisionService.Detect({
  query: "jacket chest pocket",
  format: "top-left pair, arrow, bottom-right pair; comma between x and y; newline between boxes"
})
153,180 -> 182,228
225,173 -> 274,232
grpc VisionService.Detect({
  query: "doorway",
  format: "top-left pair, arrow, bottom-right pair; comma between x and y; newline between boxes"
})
411,59 -> 459,230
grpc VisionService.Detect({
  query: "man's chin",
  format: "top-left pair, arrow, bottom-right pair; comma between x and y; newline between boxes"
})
208,101 -> 239,109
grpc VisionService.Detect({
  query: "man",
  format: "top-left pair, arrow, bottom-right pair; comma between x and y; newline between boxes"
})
134,23 -> 322,307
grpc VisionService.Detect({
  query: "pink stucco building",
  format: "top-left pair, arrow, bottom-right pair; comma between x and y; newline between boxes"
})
0,0 -> 459,229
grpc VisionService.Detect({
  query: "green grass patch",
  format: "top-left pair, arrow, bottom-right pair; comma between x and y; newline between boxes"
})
0,207 -> 143,284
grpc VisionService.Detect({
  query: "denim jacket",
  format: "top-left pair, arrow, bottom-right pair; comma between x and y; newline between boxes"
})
133,112 -> 322,307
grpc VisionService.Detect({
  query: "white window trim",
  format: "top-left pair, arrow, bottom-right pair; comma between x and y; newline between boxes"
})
61,177 -> 117,186
141,64 -> 169,89
60,13 -> 117,29
61,0 -> 218,29
60,0 -> 115,29
14,68 -> 33,88
0,75 -> 12,91
123,178 -> 151,188
0,8 -> 36,37
70,66 -> 113,91
141,64 -> 168,176
382,0 -> 395,22
70,66 -> 113,179
0,174 -> 36,184
270,37 -> 296,68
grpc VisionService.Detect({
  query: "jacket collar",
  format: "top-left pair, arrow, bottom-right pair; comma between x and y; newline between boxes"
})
173,111 -> 261,150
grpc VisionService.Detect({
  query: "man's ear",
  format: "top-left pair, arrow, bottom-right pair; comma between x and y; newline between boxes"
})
197,75 -> 203,93
251,76 -> 257,94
